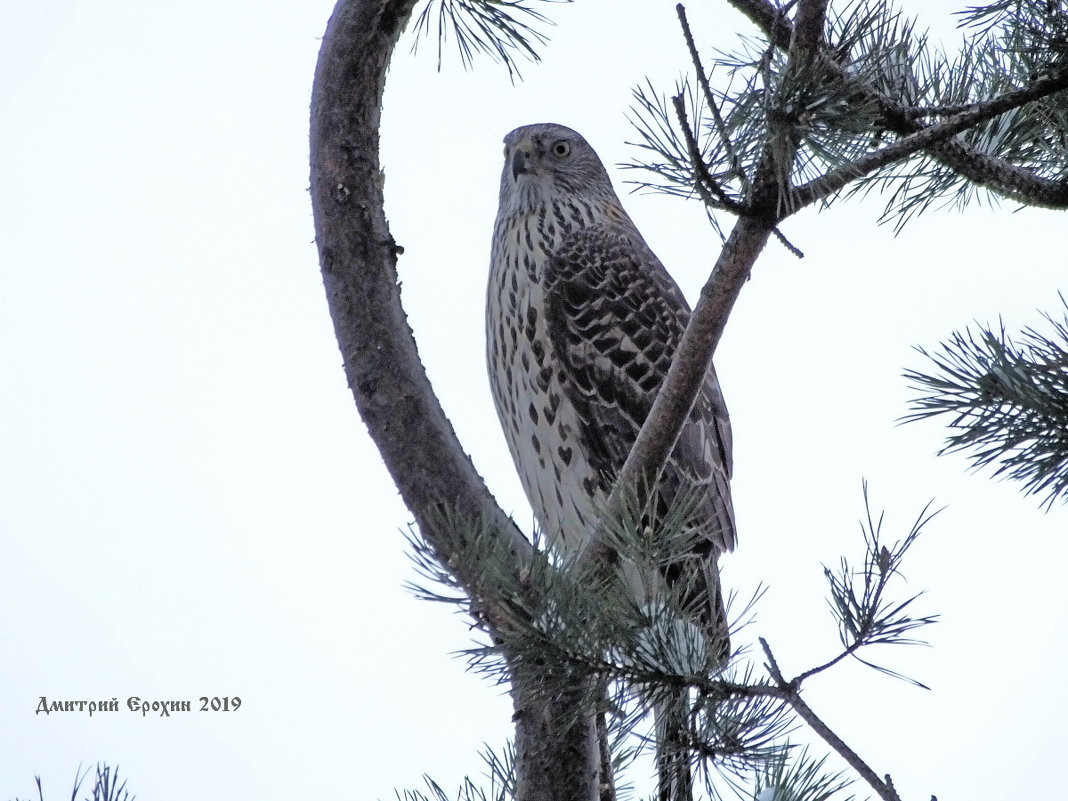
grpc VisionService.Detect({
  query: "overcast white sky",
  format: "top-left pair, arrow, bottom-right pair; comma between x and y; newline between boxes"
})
2,1 -> 1066,799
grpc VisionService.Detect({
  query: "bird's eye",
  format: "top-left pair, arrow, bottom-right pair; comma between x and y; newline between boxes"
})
551,140 -> 571,158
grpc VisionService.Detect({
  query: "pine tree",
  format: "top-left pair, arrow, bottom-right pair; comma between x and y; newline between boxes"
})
309,2 -> 1068,799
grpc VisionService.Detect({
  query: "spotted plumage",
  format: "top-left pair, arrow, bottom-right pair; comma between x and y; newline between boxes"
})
487,119 -> 734,589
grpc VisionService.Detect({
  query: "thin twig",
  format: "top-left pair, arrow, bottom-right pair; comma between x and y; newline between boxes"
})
792,642 -> 860,685
672,94 -> 803,257
771,226 -> 804,257
759,639 -> 905,801
671,93 -> 744,212
676,3 -> 750,192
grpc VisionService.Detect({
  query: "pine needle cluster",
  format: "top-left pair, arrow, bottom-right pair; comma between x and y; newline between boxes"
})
411,0 -> 572,78
626,0 -> 1068,232
905,298 -> 1068,508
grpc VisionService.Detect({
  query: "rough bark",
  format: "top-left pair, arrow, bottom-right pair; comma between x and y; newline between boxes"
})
308,1 -> 601,798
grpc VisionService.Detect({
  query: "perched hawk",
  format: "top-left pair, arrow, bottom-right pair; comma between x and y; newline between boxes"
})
486,122 -> 735,796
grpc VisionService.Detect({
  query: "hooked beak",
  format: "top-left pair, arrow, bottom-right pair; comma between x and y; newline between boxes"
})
511,148 -> 532,182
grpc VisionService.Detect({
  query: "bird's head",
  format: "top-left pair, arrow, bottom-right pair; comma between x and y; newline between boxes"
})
497,123 -> 617,214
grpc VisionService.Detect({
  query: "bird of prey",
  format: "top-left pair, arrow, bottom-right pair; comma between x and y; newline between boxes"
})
486,123 -> 736,797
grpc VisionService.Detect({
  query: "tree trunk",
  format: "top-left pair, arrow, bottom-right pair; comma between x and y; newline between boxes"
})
511,676 -> 602,801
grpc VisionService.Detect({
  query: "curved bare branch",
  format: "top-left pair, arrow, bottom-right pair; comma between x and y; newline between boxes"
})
308,2 -> 602,797
309,0 -> 531,603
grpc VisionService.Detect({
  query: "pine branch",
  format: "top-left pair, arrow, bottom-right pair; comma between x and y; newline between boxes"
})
791,63 -> 1068,210
724,0 -> 1068,211
418,477 -> 940,798
747,488 -> 939,801
799,484 -> 940,688
904,300 -> 1068,508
